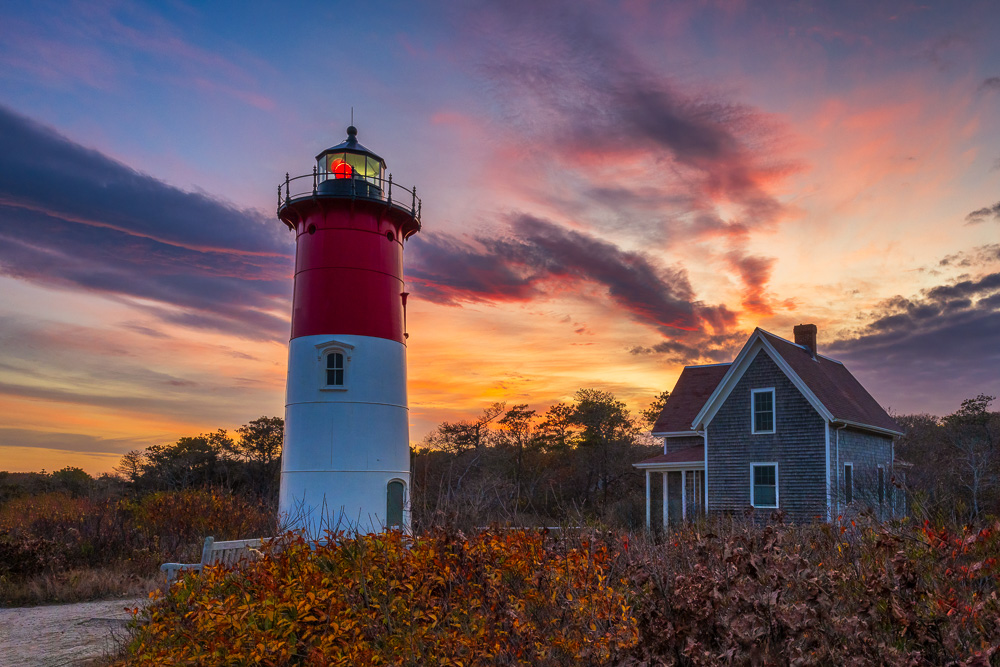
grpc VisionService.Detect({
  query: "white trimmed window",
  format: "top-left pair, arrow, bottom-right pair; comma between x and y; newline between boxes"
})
751,463 -> 778,508
844,463 -> 853,504
326,352 -> 345,386
316,340 -> 354,391
751,388 -> 775,434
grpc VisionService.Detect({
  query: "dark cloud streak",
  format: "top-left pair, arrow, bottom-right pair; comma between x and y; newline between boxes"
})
0,105 -> 293,340
467,0 -> 797,240
0,428 -> 156,456
979,76 -> 1000,93
965,201 -> 1000,224
408,214 -> 736,346
829,270 -> 1000,415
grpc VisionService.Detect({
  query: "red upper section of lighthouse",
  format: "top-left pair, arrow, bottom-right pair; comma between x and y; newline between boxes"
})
276,128 -> 421,345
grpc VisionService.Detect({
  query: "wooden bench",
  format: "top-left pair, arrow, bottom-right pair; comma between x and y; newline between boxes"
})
160,536 -> 267,585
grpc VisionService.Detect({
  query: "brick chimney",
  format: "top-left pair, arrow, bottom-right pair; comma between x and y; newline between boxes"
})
794,324 -> 818,358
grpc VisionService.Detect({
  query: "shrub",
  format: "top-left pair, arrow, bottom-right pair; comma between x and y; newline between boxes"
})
127,489 -> 276,557
621,516 -> 1000,665
122,529 -> 638,666
0,489 -> 276,604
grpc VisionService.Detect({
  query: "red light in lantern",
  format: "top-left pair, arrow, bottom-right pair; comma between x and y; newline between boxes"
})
330,159 -> 353,179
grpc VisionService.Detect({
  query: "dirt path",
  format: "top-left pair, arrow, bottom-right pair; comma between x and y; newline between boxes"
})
0,597 -> 149,667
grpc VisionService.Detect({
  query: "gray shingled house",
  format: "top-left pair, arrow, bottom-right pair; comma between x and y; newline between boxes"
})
635,325 -> 904,527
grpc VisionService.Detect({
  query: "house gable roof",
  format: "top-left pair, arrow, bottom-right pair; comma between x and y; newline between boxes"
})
691,328 -> 903,436
651,364 -> 730,435
758,331 -> 902,434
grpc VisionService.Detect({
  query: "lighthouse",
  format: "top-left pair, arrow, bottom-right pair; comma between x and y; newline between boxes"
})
275,126 -> 420,536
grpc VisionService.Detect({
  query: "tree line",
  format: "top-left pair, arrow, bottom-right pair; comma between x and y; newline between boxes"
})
2,392 -> 996,530
0,416 -> 284,505
895,393 -> 1000,524
410,390 -> 1000,529
411,388 -> 667,530
113,416 -> 284,498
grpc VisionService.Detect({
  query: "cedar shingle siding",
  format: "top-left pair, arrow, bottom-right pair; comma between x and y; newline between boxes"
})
831,426 -> 894,519
664,435 -> 703,454
708,350 -> 827,523
637,327 -> 902,528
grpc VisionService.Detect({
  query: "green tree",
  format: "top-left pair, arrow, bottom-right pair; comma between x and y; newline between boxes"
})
114,449 -> 146,486
50,466 -> 93,497
942,394 -> 998,519
570,389 -> 639,514
143,435 -> 223,490
498,404 -> 536,506
897,395 -> 1000,522
640,390 -> 671,430
230,417 -> 283,467
535,403 -> 576,451
229,416 -> 284,495
426,403 -> 505,454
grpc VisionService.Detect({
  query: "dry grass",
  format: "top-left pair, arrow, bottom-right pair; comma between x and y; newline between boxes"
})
0,567 -> 160,607
0,488 -> 276,605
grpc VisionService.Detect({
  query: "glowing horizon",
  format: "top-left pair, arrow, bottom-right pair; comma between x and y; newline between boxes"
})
1,1 -> 999,476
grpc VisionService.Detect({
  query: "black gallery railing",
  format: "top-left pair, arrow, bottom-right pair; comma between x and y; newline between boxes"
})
277,168 -> 421,222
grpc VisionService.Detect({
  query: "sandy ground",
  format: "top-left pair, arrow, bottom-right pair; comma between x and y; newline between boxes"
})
0,597 -> 149,667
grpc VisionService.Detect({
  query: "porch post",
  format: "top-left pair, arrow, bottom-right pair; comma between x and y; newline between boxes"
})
681,469 -> 687,522
661,471 -> 668,528
645,469 -> 650,529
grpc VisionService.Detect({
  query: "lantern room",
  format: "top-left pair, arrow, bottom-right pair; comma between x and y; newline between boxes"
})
315,125 -> 386,197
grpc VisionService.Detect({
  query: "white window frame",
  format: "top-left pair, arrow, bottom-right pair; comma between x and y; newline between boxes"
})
843,462 -> 854,505
750,462 -> 779,508
751,388 -> 776,434
315,340 -> 354,391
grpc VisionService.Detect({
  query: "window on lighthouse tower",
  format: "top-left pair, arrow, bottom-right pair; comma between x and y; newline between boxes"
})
316,340 -> 353,390
326,352 -> 345,386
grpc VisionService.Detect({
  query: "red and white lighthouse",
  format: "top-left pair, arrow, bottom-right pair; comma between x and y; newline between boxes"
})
275,126 -> 420,535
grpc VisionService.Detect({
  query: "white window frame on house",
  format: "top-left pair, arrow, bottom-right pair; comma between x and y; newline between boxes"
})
843,462 -> 854,505
750,462 -> 779,508
751,388 -> 776,434
315,340 -> 354,391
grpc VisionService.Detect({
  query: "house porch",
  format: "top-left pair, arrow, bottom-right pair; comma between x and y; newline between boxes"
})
634,445 -> 706,529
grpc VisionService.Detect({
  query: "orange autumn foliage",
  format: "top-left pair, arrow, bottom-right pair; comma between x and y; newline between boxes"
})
116,517 -> 1000,665
122,529 -> 638,666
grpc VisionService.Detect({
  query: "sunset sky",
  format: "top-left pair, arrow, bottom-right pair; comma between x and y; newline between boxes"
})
1,0 -> 999,475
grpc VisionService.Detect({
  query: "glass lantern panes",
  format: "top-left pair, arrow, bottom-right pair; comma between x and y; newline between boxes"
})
326,352 -> 344,386
322,152 -> 383,184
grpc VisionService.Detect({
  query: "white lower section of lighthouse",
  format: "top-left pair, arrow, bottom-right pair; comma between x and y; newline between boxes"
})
278,334 -> 410,537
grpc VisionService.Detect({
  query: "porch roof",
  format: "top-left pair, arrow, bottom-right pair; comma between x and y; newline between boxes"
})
634,444 -> 705,468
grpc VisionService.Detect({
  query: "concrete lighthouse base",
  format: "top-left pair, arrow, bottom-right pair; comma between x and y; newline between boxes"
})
278,334 -> 410,537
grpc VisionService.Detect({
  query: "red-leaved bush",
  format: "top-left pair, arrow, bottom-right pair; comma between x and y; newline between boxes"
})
118,517 -> 1000,666
620,516 -> 1000,665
